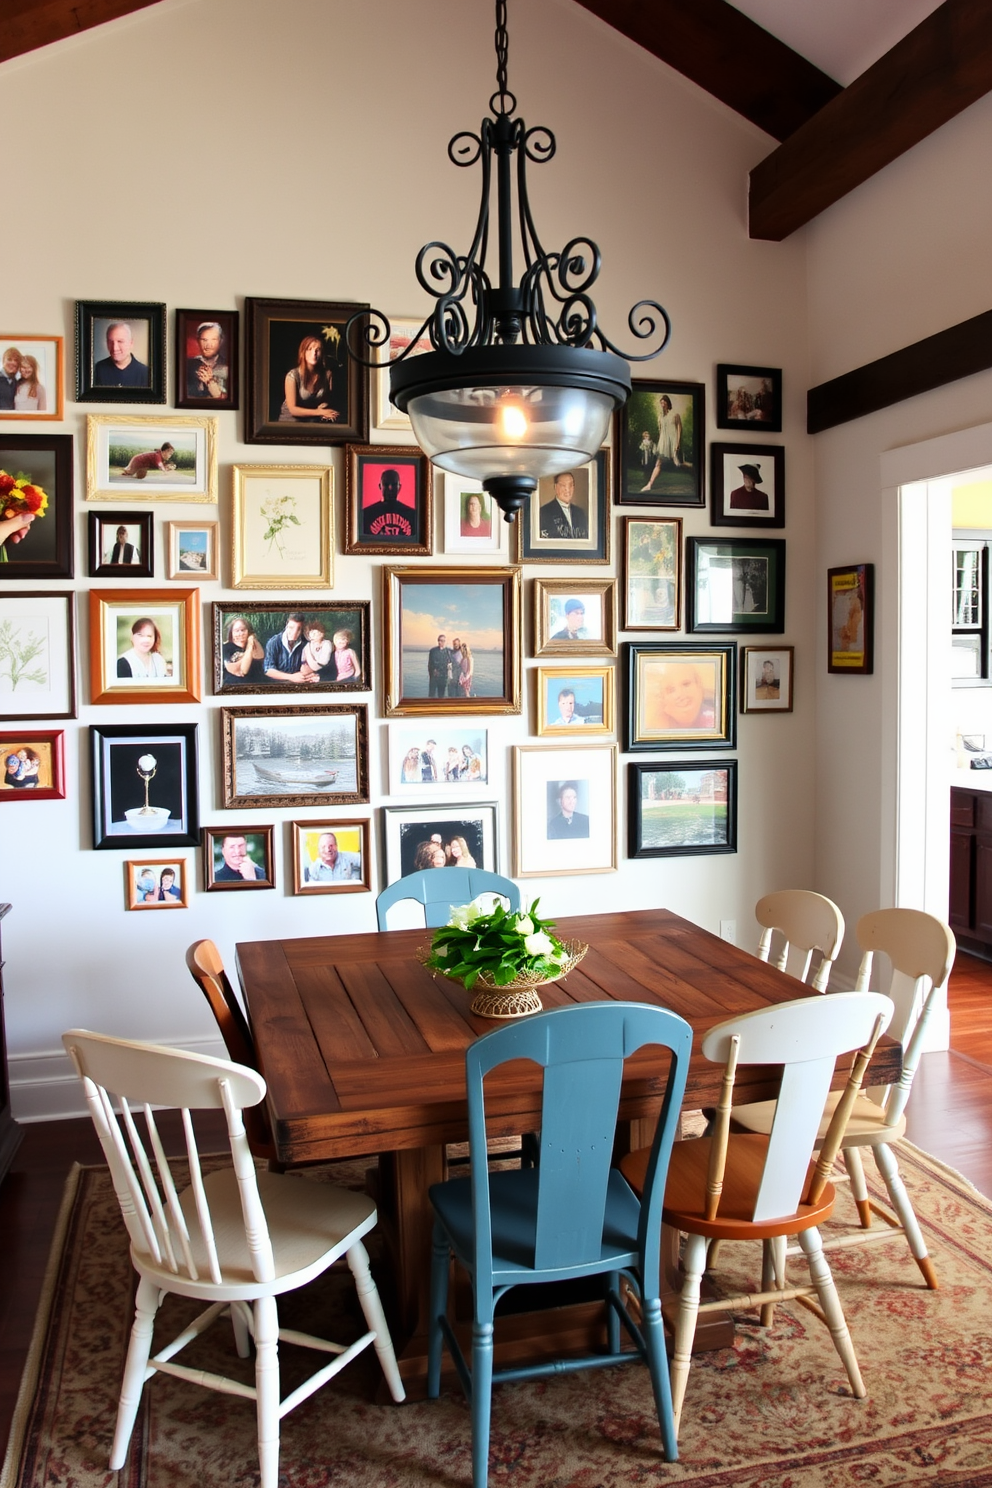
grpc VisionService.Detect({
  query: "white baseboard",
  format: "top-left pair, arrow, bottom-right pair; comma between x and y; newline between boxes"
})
10,1036 -> 228,1123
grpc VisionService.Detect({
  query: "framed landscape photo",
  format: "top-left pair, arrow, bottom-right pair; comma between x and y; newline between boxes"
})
622,516 -> 681,630
204,826 -> 275,891
383,566 -> 522,716
716,364 -> 782,433
388,725 -> 489,793
382,801 -> 499,881
618,380 -> 704,508
828,563 -> 874,674
88,512 -> 153,579
221,704 -> 369,809
292,819 -> 371,893
175,309 -> 238,411
0,729 -> 65,801
443,475 -> 508,556
86,415 -> 217,503
0,591 -> 76,721
534,577 -> 617,658
91,722 -> 200,850
625,641 -> 736,752
536,665 -> 614,737
213,601 -> 371,695
710,444 -> 784,528
741,645 -> 794,712
89,588 -> 201,705
516,451 -> 611,564
0,434 -> 73,579
0,336 -> 63,420
125,859 -> 189,910
373,317 -> 432,433
628,760 -> 738,858
165,520 -> 219,580
231,464 -> 332,589
245,296 -> 369,445
687,537 -> 786,635
513,743 -> 617,877
75,300 -> 166,404
344,445 -> 432,556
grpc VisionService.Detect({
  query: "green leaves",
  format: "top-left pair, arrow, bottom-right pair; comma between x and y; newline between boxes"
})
424,897 -> 566,990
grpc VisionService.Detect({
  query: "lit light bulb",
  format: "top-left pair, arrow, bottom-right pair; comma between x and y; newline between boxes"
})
499,402 -> 528,439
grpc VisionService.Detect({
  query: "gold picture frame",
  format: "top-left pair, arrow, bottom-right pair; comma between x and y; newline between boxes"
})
88,588 -> 202,705
86,414 -> 217,502
231,464 -> 333,589
533,577 -> 617,658
291,819 -> 371,894
165,520 -> 220,580
535,664 -> 615,736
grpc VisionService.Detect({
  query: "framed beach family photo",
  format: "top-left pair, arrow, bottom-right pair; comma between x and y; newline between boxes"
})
513,743 -> 617,877
86,415 -> 217,503
618,380 -> 704,508
627,760 -> 738,858
220,704 -> 369,809
344,445 -> 432,557
91,722 -> 200,851
0,729 -> 65,802
0,591 -> 76,721
245,297 -> 369,446
624,641 -> 737,751
75,301 -> 166,405
0,336 -> 63,421
292,820 -> 371,894
89,589 -> 201,705
381,801 -> 499,881
0,434 -> 74,580
212,601 -> 371,695
515,451 -> 611,564
231,464 -> 332,589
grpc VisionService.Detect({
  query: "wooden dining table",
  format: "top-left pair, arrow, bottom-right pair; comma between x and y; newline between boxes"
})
237,907 -> 902,1391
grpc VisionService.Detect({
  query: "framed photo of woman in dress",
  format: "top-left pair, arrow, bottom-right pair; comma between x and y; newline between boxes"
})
245,298 -> 369,446
88,589 -> 201,705
618,380 -> 704,508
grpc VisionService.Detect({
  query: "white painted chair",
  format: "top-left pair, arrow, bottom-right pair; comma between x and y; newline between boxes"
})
755,889 -> 845,991
62,1030 -> 405,1488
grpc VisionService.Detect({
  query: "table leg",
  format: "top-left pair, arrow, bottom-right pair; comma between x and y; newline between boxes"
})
376,1145 -> 447,1339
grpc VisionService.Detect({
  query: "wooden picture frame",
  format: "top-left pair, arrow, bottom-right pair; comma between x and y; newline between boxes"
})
442,474 -> 508,556
536,665 -> 614,736
88,511 -> 154,579
618,380 -> 704,508
388,725 -> 491,793
0,434 -> 73,579
0,336 -> 63,421
516,450 -> 611,564
203,825 -> 275,891
741,645 -> 794,712
88,588 -> 201,705
627,760 -> 738,857
687,537 -> 786,635
382,801 -> 499,881
716,363 -> 782,432
828,563 -> 874,674
86,414 -> 217,503
710,443 -> 785,528
624,641 -> 737,752
175,309 -> 239,411
513,743 -> 617,877
292,819 -> 371,893
0,590 -> 76,721
622,516 -> 682,631
125,858 -> 189,910
213,601 -> 371,695
533,577 -> 617,658
221,704 -> 369,809
165,520 -> 219,580
372,317 -> 432,433
245,296 -> 368,445
0,729 -> 65,801
231,464 -> 332,589
91,722 -> 200,850
344,444 -> 433,556
75,300 -> 166,404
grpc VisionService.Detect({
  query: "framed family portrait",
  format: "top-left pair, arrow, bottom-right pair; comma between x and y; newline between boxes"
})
741,645 -> 794,712
88,589 -> 201,705
175,309 -> 238,411
0,729 -> 65,801
231,464 -> 332,589
86,415 -> 217,503
75,301 -> 166,404
624,641 -> 737,752
533,577 -> 617,658
515,451 -> 611,564
221,704 -> 369,809
125,859 -> 189,910
716,364 -> 782,433
91,722 -> 200,850
381,801 -> 499,881
245,297 -> 369,445
383,566 -> 522,716
344,445 -> 432,556
213,601 -> 370,695
627,760 -> 738,858
0,434 -> 73,579
0,591 -> 76,721
0,336 -> 63,420
443,475 -> 508,556
292,820 -> 371,893
388,725 -> 489,793
828,563 -> 874,674
536,665 -> 614,736
687,537 -> 786,635
710,444 -> 785,528
165,520 -> 219,580
204,826 -> 275,891
622,516 -> 681,631
618,380 -> 704,508
87,512 -> 153,579
513,744 -> 617,877
373,317 -> 432,433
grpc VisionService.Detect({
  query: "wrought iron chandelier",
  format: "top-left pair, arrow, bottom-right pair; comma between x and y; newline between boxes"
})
347,0 -> 671,522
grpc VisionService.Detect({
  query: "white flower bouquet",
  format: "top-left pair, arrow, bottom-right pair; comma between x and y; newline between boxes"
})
423,894 -> 585,998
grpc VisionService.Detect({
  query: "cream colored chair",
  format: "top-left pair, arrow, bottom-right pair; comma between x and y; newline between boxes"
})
755,889 -> 845,991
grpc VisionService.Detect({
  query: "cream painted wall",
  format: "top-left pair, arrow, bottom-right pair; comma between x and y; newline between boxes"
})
0,0 -> 815,1117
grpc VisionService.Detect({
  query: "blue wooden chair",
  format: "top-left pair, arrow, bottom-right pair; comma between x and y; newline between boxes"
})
376,867 -> 521,930
426,1001 -> 693,1485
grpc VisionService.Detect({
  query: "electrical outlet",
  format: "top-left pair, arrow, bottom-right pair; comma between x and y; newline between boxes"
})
719,919 -> 736,944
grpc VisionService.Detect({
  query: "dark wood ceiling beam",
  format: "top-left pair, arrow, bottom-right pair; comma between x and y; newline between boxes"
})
0,0 -> 161,68
572,0 -> 841,141
750,0 -> 992,241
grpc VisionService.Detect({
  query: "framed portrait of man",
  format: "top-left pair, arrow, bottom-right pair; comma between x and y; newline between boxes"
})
292,819 -> 370,894
516,451 -> 610,564
513,744 -> 617,877
344,446 -> 432,556
75,300 -> 166,404
204,826 -> 275,891
175,309 -> 239,411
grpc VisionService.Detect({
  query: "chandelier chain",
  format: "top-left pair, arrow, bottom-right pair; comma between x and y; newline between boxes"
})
494,0 -> 512,116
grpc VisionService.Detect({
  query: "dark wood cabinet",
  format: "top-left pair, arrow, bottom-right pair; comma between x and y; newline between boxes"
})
0,905 -> 23,1184
950,788 -> 992,956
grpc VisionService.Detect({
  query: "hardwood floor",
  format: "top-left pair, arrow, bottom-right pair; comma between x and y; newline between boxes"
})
1,955 -> 990,1461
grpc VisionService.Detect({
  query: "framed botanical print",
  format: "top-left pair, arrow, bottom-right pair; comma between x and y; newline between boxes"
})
86,414 -> 217,503
533,578 -> 617,658
221,704 -> 369,809
88,588 -> 201,705
516,451 -> 611,564
88,512 -> 154,579
627,760 -> 738,857
710,444 -> 785,528
204,826 -> 275,891
388,725 -> 490,793
372,317 -> 433,433
716,364 -> 782,432
125,859 -> 189,910
213,601 -> 371,695
91,722 -> 200,850
344,445 -> 432,556
231,464 -> 332,588
75,300 -> 166,404
0,336 -> 63,420
622,516 -> 682,630
0,729 -> 65,801
381,801 -> 499,881
175,309 -> 238,411
513,743 -> 617,877
618,380 -> 704,508
165,520 -> 219,580
536,665 -> 614,736
0,590 -> 76,720
245,297 -> 369,445
741,645 -> 794,712
828,563 -> 874,674
443,475 -> 508,555
0,434 -> 73,579
687,537 -> 786,635
292,819 -> 371,893
624,641 -> 737,751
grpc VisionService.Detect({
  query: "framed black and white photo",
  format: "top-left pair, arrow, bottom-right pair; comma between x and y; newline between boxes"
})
382,801 -> 499,881
741,645 -> 794,712
75,300 -> 166,404
628,760 -> 738,857
618,380 -> 704,508
513,744 -> 617,877
388,725 -> 490,793
624,641 -> 736,751
88,512 -> 154,579
710,444 -> 785,528
245,297 -> 368,446
0,434 -> 73,579
213,601 -> 371,695
516,451 -> 611,564
0,590 -> 76,721
292,820 -> 371,894
221,704 -> 369,809
92,722 -> 200,850
716,364 -> 782,432
204,826 -> 275,891
687,537 -> 786,635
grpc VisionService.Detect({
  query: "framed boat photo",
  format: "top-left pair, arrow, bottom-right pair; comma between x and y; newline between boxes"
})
220,704 -> 369,808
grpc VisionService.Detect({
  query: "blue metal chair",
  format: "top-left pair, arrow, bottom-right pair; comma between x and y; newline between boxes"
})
427,1002 -> 693,1485
375,867 -> 521,930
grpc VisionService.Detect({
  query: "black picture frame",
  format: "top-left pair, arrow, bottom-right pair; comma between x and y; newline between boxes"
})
175,309 -> 239,411
828,563 -> 874,675
75,300 -> 166,404
628,759 -> 738,857
516,450 -> 611,563
91,722 -> 200,850
617,380 -> 705,508
245,297 -> 369,445
687,537 -> 786,635
88,511 -> 154,579
624,641 -> 737,752
0,434 -> 73,578
715,363 -> 782,433
344,444 -> 433,556
709,443 -> 785,528
212,601 -> 372,694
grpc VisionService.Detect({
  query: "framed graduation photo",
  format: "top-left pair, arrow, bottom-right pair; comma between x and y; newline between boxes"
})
710,444 -> 784,528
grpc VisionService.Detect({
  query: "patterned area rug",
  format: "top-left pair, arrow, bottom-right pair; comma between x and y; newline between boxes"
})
4,1143 -> 992,1488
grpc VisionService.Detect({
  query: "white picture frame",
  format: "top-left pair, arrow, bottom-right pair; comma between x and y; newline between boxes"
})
513,743 -> 617,877
442,474 -> 508,555
388,725 -> 490,793
0,590 -> 75,720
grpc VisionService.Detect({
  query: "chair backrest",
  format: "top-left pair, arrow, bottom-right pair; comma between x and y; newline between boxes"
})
185,939 -> 256,1070
701,991 -> 893,1223
465,1003 -> 692,1283
63,1028 -> 275,1287
376,867 -> 522,930
755,889 -> 845,991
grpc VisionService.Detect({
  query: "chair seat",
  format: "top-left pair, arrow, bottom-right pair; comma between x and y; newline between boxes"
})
731,1090 -> 907,1148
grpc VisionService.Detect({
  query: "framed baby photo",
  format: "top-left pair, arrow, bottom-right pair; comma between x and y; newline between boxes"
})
710,444 -> 785,528
513,743 -> 617,878
165,520 -> 219,581
0,434 -> 73,579
536,665 -> 614,737
618,380 -> 704,508
231,464 -> 332,589
624,641 -> 737,752
75,300 -> 166,404
91,722 -> 200,850
86,414 -> 217,503
344,445 -> 432,556
533,577 -> 617,659
87,512 -> 154,579
89,588 -> 201,705
125,859 -> 189,910
0,591 -> 76,721
622,516 -> 682,631
245,296 -> 369,446
516,450 -> 611,564
0,729 -> 65,802
828,563 -> 874,674
381,801 -> 499,882
292,819 -> 371,894
372,317 -> 433,433
627,760 -> 738,858
741,645 -> 794,712
716,364 -> 782,433
443,475 -> 508,556
212,601 -> 371,695
687,537 -> 786,635
383,565 -> 522,717
0,336 -> 63,421
204,825 -> 275,892
221,703 -> 369,809
175,309 -> 239,411
388,725 -> 490,793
